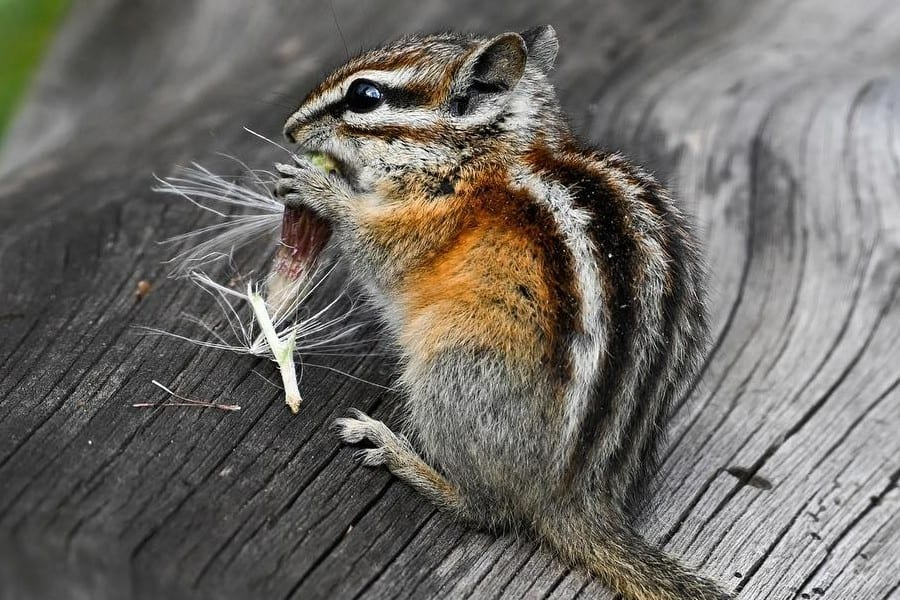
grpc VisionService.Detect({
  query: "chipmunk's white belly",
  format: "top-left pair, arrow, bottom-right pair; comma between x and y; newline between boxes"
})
401,348 -> 566,513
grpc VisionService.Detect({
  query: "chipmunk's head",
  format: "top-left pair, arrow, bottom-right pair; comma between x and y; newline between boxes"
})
282,26 -> 563,190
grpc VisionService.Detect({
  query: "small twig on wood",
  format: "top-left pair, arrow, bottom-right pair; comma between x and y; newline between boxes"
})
132,379 -> 241,411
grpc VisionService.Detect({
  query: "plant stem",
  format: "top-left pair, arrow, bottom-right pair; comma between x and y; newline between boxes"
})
248,285 -> 302,413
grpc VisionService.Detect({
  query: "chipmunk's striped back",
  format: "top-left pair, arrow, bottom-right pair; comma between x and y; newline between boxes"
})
520,145 -> 708,510
277,25 -> 729,600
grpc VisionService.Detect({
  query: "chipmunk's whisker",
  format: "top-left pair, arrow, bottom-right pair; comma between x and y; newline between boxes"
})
215,153 -> 275,184
243,126 -> 299,159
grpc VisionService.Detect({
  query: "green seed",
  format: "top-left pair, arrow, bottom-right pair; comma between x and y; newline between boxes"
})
306,152 -> 340,176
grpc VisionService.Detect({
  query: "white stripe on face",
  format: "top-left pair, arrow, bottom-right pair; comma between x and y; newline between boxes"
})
342,109 -> 441,129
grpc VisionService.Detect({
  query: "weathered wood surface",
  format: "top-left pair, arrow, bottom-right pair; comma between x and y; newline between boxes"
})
1,1 -> 899,598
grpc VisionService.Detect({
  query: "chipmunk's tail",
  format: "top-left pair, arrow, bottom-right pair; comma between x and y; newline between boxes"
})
538,511 -> 732,600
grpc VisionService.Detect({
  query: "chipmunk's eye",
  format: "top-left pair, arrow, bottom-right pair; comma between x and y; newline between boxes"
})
345,79 -> 383,112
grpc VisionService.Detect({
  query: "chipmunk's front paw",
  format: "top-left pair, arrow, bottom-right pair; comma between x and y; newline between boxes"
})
334,409 -> 467,515
333,409 -> 410,468
274,156 -> 350,218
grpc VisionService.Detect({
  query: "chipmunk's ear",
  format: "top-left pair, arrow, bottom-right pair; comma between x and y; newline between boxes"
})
520,25 -> 558,74
448,33 -> 527,117
466,32 -> 528,91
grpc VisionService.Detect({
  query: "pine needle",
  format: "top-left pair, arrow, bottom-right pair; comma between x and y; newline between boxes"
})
133,379 -> 242,411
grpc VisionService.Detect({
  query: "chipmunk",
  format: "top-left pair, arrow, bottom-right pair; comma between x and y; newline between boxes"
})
273,26 -> 730,600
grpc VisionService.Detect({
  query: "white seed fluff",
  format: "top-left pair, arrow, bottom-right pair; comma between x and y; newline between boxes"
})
147,149 -> 368,413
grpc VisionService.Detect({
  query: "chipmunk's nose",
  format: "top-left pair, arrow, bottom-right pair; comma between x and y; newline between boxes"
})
283,112 -> 304,143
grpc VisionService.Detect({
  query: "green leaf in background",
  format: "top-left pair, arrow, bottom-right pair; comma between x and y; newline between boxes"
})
0,0 -> 70,137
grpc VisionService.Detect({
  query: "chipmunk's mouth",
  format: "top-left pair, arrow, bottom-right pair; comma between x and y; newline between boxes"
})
268,150 -> 344,307
273,205 -> 332,283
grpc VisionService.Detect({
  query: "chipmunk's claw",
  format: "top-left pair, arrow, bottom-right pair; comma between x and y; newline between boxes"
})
353,447 -> 387,467
334,409 -> 385,444
274,160 -> 317,197
274,158 -> 352,220
334,409 -> 411,469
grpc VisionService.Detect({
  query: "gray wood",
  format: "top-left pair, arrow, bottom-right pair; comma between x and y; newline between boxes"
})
1,1 -> 898,599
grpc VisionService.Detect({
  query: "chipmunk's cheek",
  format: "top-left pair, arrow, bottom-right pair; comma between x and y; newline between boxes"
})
267,206 -> 332,310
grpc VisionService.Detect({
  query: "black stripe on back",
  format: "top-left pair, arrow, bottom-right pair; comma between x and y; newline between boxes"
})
605,172 -> 707,513
527,147 -> 642,484
615,183 -> 684,512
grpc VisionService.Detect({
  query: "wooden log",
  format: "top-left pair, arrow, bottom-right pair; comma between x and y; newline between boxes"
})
1,1 -> 898,598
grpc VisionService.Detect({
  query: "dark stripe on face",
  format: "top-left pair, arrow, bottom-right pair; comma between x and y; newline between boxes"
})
285,99 -> 345,142
336,122 -> 449,145
287,85 -> 434,142
525,146 -> 642,486
307,82 -> 431,121
382,84 -> 435,108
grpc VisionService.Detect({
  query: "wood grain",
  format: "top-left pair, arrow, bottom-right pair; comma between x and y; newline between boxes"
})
1,1 -> 898,599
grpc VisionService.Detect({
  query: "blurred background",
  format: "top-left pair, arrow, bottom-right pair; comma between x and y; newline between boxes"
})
0,0 -> 69,139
